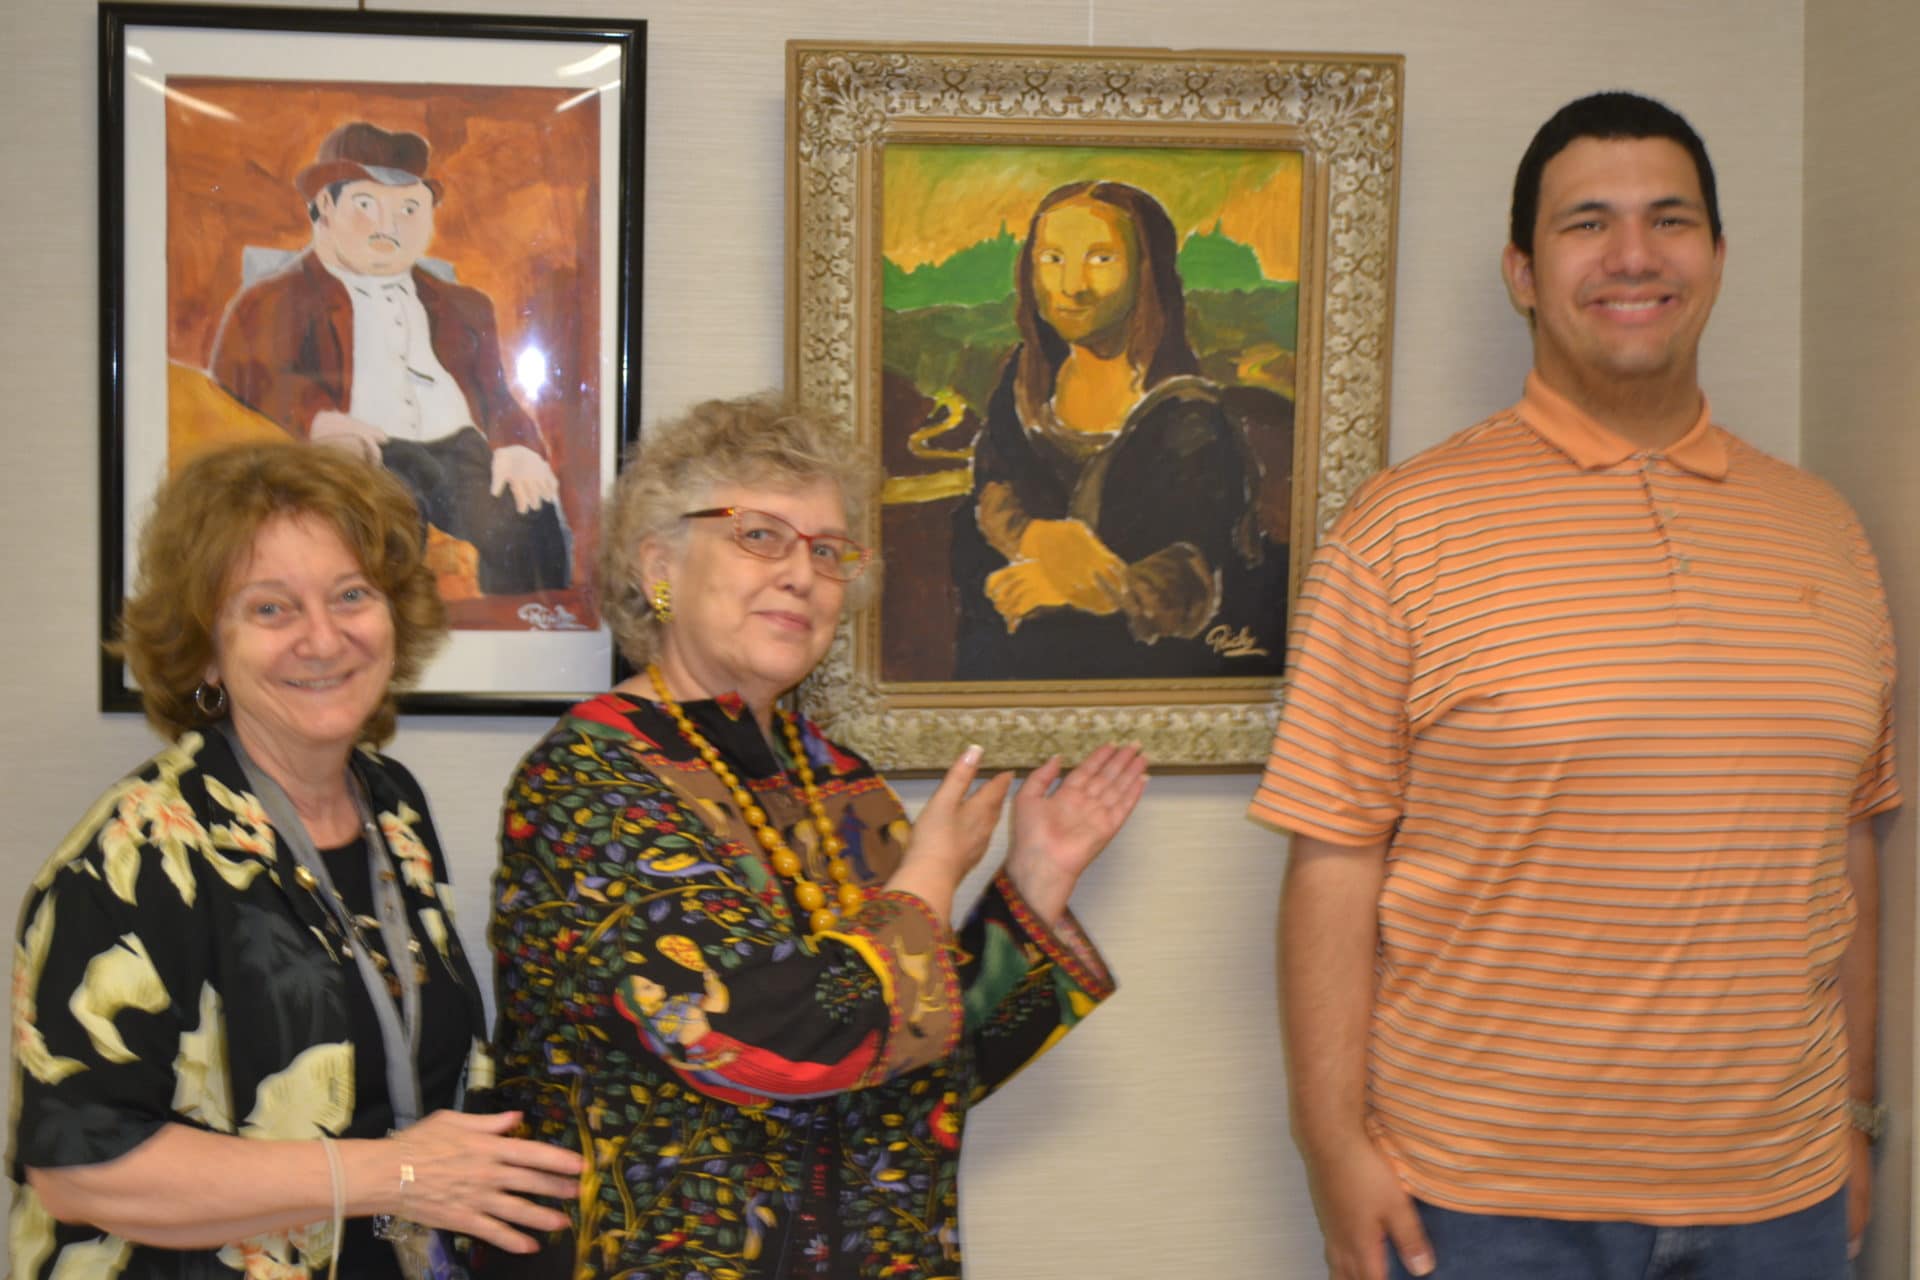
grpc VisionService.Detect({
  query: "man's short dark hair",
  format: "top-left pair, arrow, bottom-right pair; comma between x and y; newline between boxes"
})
1509,91 -> 1722,254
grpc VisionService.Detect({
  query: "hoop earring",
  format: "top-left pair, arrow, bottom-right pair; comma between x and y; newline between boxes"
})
650,580 -> 673,624
193,681 -> 228,717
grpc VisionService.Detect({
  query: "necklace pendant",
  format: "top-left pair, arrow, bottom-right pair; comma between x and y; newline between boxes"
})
294,866 -> 319,893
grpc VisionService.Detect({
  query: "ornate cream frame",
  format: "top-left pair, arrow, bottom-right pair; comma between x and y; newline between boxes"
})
787,41 -> 1402,770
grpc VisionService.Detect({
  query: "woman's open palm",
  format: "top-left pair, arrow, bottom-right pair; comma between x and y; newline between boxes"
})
1005,743 -> 1148,921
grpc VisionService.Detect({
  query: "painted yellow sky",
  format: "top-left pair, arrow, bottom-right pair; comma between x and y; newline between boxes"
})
883,144 -> 1303,282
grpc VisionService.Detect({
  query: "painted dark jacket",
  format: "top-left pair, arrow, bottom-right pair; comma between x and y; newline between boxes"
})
208,248 -> 548,456
951,354 -> 1291,680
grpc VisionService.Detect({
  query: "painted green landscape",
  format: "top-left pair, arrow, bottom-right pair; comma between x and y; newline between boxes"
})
882,224 -> 1299,417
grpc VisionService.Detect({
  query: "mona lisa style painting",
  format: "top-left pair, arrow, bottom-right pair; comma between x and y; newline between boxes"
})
880,149 -> 1302,686
788,44 -> 1403,768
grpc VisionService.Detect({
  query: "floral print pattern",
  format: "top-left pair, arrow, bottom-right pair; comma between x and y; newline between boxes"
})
379,802 -> 439,897
480,694 -> 1115,1279
6,731 -> 488,1280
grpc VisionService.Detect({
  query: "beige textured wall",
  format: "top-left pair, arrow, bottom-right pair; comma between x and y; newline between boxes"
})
1,0 -> 1819,1274
1803,2 -> 1920,1277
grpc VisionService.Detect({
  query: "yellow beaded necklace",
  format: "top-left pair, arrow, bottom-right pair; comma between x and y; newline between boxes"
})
647,663 -> 867,934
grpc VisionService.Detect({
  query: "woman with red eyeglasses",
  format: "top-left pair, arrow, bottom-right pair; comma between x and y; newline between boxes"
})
477,393 -> 1146,1278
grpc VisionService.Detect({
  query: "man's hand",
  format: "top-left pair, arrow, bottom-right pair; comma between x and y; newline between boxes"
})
309,409 -> 388,463
1848,1129 -> 1872,1260
1281,835 -> 1430,1280
1302,1135 -> 1434,1280
490,444 -> 560,513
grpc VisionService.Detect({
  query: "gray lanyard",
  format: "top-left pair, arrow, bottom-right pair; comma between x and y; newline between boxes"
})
220,725 -> 423,1127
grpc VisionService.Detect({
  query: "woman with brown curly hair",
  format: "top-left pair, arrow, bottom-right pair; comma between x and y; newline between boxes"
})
9,443 -> 581,1280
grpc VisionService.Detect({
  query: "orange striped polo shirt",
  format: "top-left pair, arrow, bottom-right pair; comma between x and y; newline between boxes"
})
1249,373 -> 1899,1223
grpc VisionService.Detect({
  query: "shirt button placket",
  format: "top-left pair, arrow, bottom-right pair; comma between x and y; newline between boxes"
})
1640,455 -> 1686,612
1648,458 -> 1704,638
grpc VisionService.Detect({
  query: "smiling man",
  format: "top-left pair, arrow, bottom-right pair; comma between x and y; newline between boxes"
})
1250,93 -> 1896,1280
211,121 -> 572,597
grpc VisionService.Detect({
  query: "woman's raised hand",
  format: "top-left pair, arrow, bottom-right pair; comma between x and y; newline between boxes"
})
374,1109 -> 584,1254
885,745 -> 1015,921
1004,743 -> 1149,924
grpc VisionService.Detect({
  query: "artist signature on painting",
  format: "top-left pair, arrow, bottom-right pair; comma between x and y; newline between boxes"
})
1206,624 -> 1269,659
518,603 -> 589,631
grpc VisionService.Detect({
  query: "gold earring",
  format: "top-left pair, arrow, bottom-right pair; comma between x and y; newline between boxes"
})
650,580 -> 673,623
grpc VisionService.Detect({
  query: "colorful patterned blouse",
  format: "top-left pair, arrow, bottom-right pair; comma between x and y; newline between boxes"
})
7,729 -> 489,1280
479,693 -> 1114,1279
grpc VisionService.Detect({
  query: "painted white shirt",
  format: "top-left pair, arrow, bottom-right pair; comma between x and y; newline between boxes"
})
323,260 -> 477,442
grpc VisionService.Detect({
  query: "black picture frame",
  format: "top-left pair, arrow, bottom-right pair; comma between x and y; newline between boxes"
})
99,4 -> 644,714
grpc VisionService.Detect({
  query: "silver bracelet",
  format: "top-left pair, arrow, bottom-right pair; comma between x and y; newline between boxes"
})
318,1135 -> 345,1280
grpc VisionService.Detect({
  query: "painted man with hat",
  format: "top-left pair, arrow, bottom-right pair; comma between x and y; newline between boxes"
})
211,121 -> 572,595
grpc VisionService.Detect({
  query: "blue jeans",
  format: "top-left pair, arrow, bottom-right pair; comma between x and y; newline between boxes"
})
1386,1191 -> 1848,1280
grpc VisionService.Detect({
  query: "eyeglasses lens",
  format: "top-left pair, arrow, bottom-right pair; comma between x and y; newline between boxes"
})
732,509 -> 865,581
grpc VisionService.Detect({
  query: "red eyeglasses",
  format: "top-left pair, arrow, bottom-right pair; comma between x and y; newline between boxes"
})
681,507 -> 872,582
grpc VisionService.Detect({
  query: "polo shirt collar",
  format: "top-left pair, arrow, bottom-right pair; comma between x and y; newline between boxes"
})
1517,372 -> 1728,479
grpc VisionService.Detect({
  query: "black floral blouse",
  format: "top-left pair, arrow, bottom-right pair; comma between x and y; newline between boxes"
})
7,729 -> 489,1279
479,693 -> 1114,1279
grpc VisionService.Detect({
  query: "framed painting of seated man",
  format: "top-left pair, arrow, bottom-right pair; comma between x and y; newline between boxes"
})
787,43 -> 1403,768
100,6 -> 643,710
